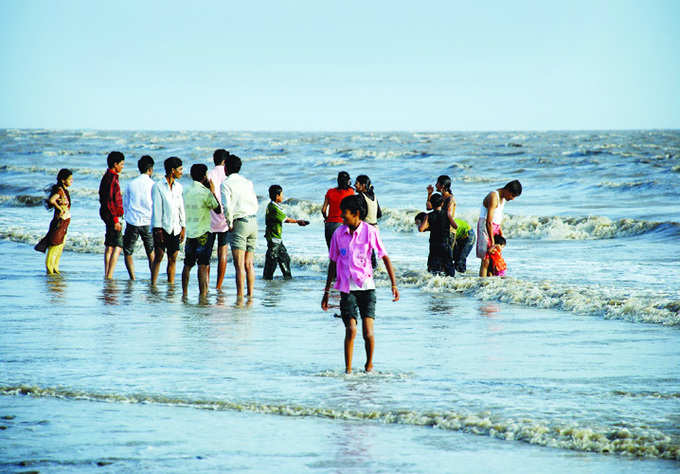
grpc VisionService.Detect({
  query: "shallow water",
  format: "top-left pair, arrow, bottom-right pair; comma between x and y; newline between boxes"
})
0,130 -> 679,471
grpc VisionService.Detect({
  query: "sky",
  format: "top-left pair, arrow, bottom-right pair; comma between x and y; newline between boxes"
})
1,0 -> 679,131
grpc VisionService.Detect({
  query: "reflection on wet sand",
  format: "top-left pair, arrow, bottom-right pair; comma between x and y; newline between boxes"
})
46,274 -> 66,301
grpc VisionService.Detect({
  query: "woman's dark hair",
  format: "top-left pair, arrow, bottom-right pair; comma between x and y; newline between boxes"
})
429,193 -> 444,209
355,175 -> 374,198
164,157 -> 183,175
107,151 -> 125,168
138,155 -> 154,173
503,180 -> 522,197
436,175 -> 452,194
225,155 -> 242,175
337,171 -> 351,190
46,168 -> 72,209
339,194 -> 367,220
495,235 -> 507,246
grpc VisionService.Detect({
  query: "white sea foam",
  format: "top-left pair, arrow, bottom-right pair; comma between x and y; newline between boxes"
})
2,385 -> 677,460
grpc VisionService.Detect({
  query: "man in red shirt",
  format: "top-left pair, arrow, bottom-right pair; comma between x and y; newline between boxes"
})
99,151 -> 125,279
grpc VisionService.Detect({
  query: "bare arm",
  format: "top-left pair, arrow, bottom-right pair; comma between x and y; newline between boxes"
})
381,255 -> 400,302
418,215 -> 429,232
47,192 -> 65,214
447,196 -> 457,229
321,260 -> 337,310
321,196 -> 329,220
425,185 -> 434,210
485,192 -> 498,247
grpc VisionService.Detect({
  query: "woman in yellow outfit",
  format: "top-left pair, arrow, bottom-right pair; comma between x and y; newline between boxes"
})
35,169 -> 73,274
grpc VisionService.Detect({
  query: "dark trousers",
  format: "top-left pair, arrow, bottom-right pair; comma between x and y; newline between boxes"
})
452,229 -> 476,273
263,241 -> 292,280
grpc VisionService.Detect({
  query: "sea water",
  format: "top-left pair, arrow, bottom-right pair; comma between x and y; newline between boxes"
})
0,129 -> 678,472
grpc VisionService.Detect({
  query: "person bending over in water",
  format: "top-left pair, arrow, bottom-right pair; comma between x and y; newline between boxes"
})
35,168 -> 73,274
477,180 -> 521,276
321,195 -> 399,374
480,235 -> 507,277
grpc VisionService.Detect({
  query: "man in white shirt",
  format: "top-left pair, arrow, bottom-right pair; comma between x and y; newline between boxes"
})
151,157 -> 186,285
221,155 -> 258,301
122,155 -> 155,280
207,149 -> 230,291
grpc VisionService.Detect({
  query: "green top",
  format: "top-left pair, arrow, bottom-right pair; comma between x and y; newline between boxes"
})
184,181 -> 219,238
265,201 -> 287,242
454,218 -> 471,240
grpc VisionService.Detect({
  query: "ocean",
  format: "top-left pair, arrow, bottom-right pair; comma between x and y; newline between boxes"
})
0,129 -> 678,472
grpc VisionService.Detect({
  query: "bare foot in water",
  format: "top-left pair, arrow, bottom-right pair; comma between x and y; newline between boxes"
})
364,363 -> 373,373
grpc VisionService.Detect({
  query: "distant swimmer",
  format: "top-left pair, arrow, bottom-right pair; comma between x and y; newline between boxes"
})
477,180 -> 522,276
263,184 -> 309,280
122,155 -> 155,280
321,194 -> 399,374
151,157 -> 186,286
181,164 -> 221,299
35,168 -> 73,274
321,171 -> 354,249
99,151 -> 125,280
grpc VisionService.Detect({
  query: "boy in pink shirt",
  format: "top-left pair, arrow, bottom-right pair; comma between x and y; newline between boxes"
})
321,195 -> 399,374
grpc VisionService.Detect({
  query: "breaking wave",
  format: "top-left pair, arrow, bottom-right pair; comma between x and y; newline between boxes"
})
1,385 -> 677,460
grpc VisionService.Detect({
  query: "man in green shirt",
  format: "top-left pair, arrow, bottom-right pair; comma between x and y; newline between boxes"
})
452,217 -> 475,273
263,185 -> 309,280
182,164 -> 221,298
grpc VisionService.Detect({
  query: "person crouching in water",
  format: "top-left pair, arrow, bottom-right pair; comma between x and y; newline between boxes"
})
416,193 -> 455,277
321,195 -> 399,374
480,235 -> 507,277
35,168 -> 73,274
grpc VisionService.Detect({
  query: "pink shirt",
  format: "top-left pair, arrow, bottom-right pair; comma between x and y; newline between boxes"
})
207,165 -> 228,232
329,221 -> 387,293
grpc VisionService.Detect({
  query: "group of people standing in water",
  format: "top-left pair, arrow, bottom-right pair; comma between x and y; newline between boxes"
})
35,150 -> 521,373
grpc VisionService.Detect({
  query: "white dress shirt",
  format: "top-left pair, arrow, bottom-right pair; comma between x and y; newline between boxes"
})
123,173 -> 154,226
220,173 -> 258,228
151,178 -> 185,235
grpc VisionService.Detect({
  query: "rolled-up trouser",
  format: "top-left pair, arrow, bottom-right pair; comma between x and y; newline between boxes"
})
263,241 -> 292,279
452,229 -> 476,272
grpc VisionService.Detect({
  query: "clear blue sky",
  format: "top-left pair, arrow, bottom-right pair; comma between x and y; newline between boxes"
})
1,0 -> 678,131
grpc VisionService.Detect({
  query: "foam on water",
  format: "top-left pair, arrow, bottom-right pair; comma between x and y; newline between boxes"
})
2,385 -> 677,460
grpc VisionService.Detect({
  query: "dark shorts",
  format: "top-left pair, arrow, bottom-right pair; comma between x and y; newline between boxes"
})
185,232 -> 215,267
105,223 -> 124,248
123,223 -> 154,256
340,290 -> 376,322
153,229 -> 181,255
325,222 -> 343,248
210,231 -> 229,247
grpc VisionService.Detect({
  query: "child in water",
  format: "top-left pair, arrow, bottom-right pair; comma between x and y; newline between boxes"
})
321,195 -> 399,374
480,235 -> 507,277
416,193 -> 455,277
263,185 -> 309,280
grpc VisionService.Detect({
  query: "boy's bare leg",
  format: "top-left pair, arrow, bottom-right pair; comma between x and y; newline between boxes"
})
181,263 -> 193,296
104,246 -> 113,278
146,251 -> 155,275
232,248 -> 246,299
479,257 -> 489,277
151,249 -> 164,285
245,251 -> 255,298
362,317 -> 375,372
216,245 -> 228,290
344,318 -> 358,374
124,255 -> 136,280
198,264 -> 210,297
105,246 -> 122,279
167,250 -> 179,284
